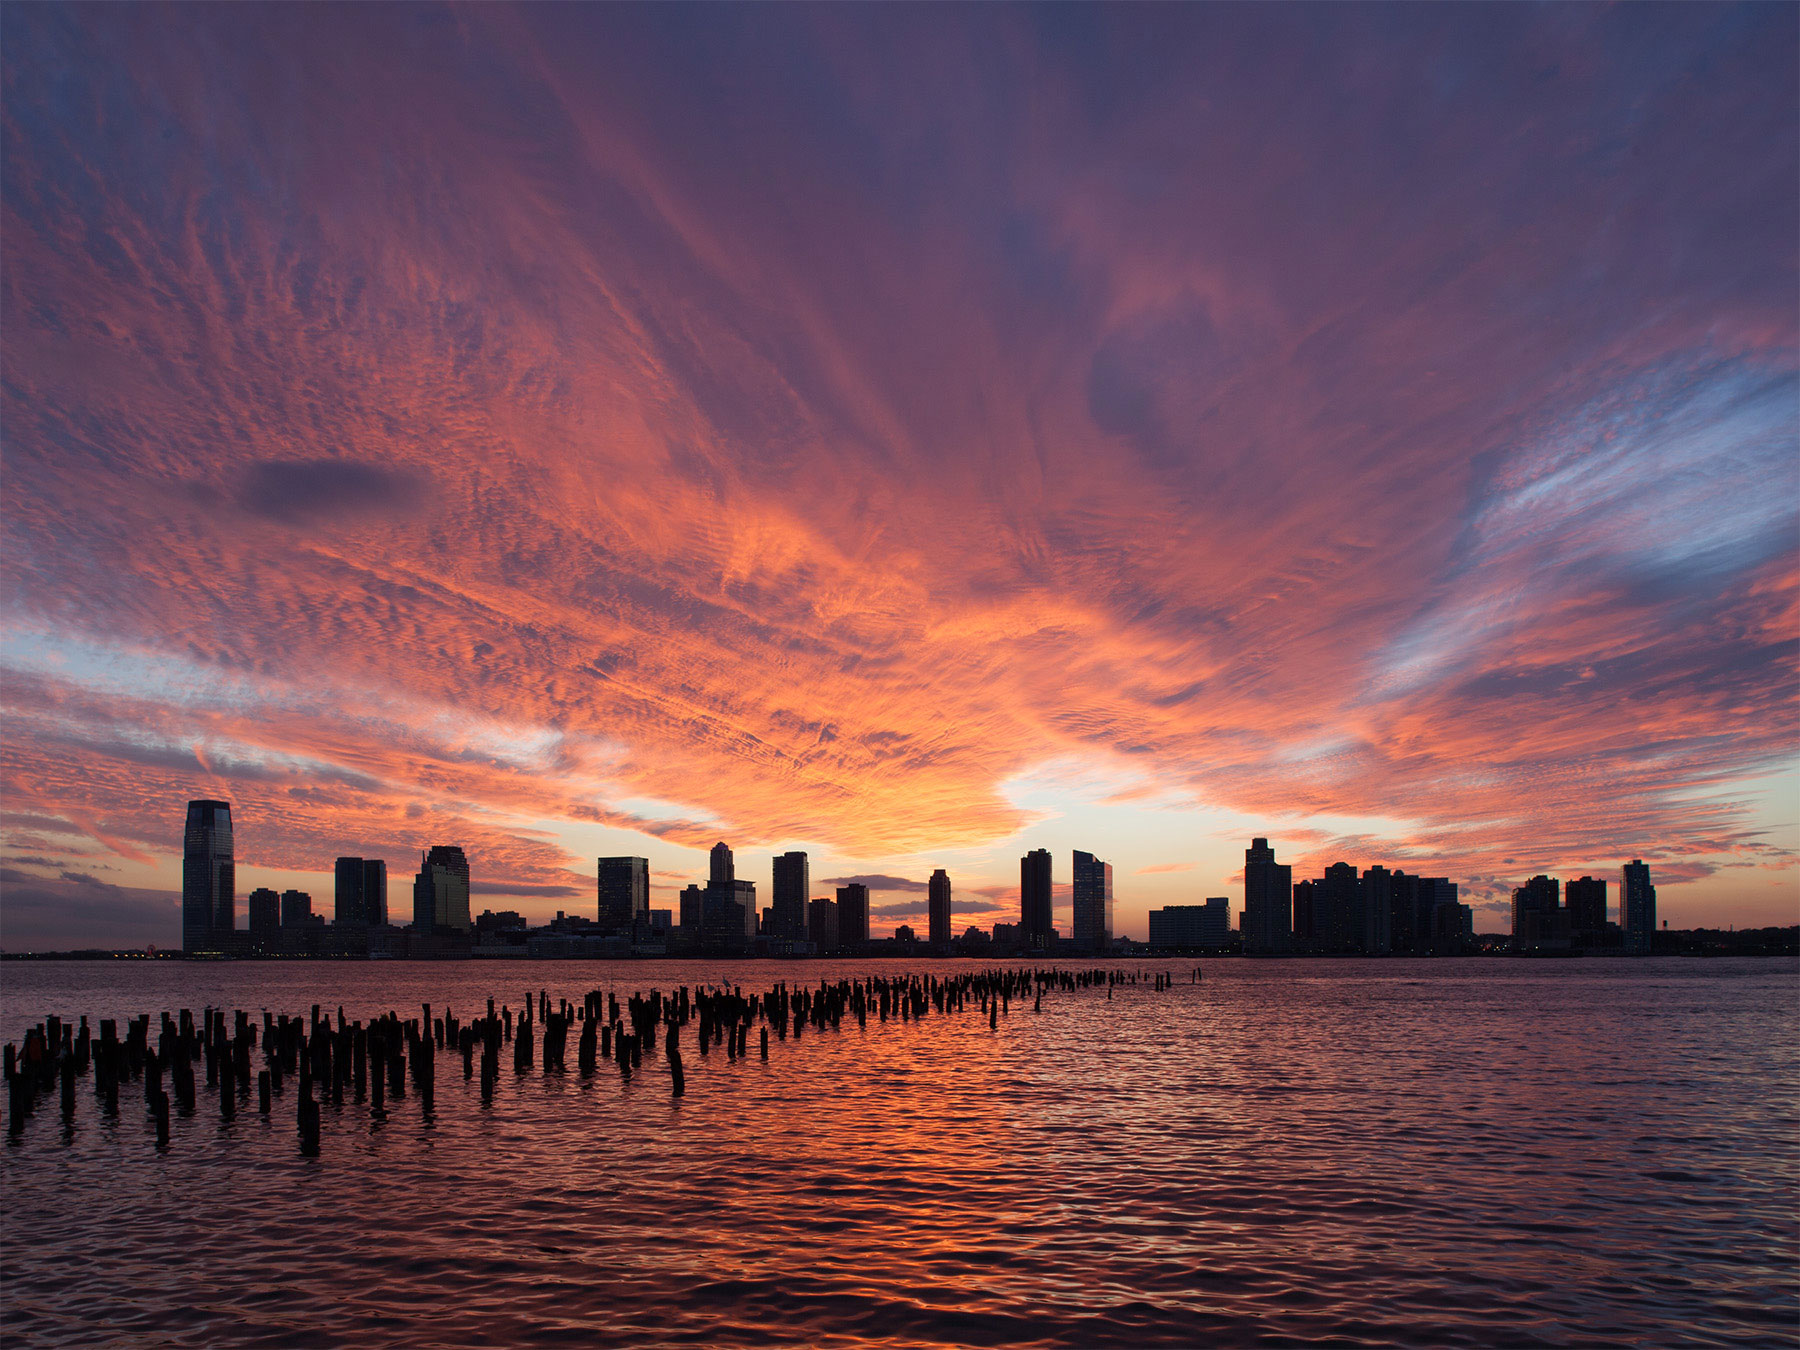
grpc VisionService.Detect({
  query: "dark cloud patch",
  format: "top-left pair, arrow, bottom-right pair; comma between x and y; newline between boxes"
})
871,898 -> 999,919
470,881 -> 581,899
823,873 -> 927,893
0,877 -> 180,950
234,458 -> 428,525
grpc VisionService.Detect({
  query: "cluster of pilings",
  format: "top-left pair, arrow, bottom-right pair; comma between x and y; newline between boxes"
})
3,966 -> 1168,1151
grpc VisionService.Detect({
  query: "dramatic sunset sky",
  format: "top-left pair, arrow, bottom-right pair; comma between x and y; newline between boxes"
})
2,5 -> 1795,949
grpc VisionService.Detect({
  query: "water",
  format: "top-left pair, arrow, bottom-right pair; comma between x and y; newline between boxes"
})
1,957 -> 1794,1347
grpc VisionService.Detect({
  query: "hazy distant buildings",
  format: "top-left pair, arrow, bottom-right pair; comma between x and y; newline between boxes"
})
1622,859 -> 1655,955
597,856 -> 649,930
413,846 -> 471,932
836,883 -> 870,949
773,852 -> 810,939
1071,850 -> 1114,952
182,799 -> 234,951
1243,838 -> 1292,954
927,869 -> 952,948
1020,849 -> 1054,948
334,857 -> 387,927
1148,898 -> 1229,949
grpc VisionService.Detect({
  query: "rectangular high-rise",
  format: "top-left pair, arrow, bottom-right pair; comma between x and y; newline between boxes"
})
836,883 -> 870,948
334,857 -> 388,927
1242,837 -> 1291,954
281,889 -> 312,927
773,852 -> 810,939
248,888 -> 280,943
1071,851 -> 1114,952
1148,898 -> 1229,948
413,846 -> 471,932
1512,874 -> 1562,952
927,869 -> 952,948
181,799 -> 234,951
1565,876 -> 1607,947
1621,860 -> 1655,955
808,897 -> 839,953
598,856 -> 649,930
1020,849 -> 1054,947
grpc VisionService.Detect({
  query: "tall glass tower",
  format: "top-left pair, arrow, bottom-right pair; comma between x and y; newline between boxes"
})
182,799 -> 234,951
1020,849 -> 1054,947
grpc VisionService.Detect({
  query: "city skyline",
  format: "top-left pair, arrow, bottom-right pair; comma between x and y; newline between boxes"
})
3,6 -> 1795,953
119,794 -> 1698,955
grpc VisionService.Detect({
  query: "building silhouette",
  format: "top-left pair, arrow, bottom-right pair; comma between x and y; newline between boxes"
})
836,883 -> 870,949
248,887 -> 280,943
413,846 -> 471,932
1243,838 -> 1292,954
1565,876 -> 1607,947
280,889 -> 312,927
773,852 -> 809,939
1072,850 -> 1114,952
597,856 -> 649,930
333,857 -> 387,928
679,883 -> 705,932
1622,860 -> 1655,955
1511,874 -> 1565,952
1359,865 -> 1395,955
698,844 -> 755,951
710,841 -> 734,885
1020,849 -> 1054,948
1148,898 -> 1229,949
181,799 -> 234,951
808,897 -> 839,953
927,869 -> 952,948
1315,862 -> 1363,953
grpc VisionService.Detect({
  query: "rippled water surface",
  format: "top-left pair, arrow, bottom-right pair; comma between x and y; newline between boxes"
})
2,957 -> 1795,1347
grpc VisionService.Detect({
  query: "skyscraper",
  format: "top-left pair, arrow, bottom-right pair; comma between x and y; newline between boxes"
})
413,846 -> 471,932
335,857 -> 365,926
927,869 -> 952,948
1020,849 -> 1053,947
181,799 -> 234,951
281,889 -> 312,927
1071,850 -> 1114,952
1512,874 -> 1562,952
598,856 -> 649,930
1314,862 -> 1362,953
1242,837 -> 1291,954
773,852 -> 810,939
1621,860 -> 1655,955
363,859 -> 387,926
679,883 -> 706,932
333,857 -> 388,927
808,896 -> 839,953
710,841 -> 735,885
1566,876 -> 1607,947
836,883 -> 870,949
248,887 -> 280,943
1359,865 -> 1394,955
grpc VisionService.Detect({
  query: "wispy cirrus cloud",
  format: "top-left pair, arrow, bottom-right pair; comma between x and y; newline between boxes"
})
1,4 -> 1794,945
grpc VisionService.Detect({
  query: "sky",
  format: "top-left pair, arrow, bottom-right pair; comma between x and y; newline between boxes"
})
2,4 -> 1796,950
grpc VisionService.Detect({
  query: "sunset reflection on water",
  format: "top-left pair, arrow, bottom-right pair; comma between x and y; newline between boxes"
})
2,957 -> 1794,1346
